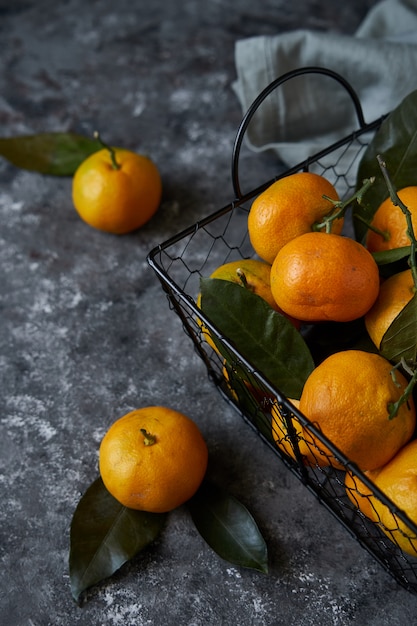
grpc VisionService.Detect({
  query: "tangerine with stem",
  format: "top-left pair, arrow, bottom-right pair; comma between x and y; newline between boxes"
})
72,133 -> 162,234
247,171 -> 342,264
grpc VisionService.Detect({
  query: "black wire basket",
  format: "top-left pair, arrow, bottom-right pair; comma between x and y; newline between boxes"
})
147,67 -> 417,594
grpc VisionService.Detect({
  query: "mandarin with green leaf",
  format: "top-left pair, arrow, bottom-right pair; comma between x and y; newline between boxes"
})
299,349 -> 416,471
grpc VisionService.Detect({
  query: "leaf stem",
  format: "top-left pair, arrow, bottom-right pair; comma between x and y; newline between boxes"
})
94,131 -> 120,170
354,213 -> 390,241
236,268 -> 249,289
313,177 -> 375,233
140,428 -> 157,446
377,154 -> 417,290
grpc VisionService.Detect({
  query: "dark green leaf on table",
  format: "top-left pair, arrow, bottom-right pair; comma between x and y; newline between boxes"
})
0,132 -> 101,175
69,477 -> 167,603
189,481 -> 268,574
380,293 -> 417,364
199,278 -> 314,399
354,89 -> 417,243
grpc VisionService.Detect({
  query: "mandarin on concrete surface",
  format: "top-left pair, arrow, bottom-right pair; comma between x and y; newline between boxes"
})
366,186 -> 417,252
72,146 -> 162,234
247,171 -> 342,264
298,350 -> 416,471
365,269 -> 416,349
99,406 -> 208,513
270,232 -> 380,323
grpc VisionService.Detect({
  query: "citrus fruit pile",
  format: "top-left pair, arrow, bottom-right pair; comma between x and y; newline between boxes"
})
198,170 -> 417,556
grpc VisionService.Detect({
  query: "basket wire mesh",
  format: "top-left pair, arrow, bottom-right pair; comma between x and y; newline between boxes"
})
147,67 -> 417,594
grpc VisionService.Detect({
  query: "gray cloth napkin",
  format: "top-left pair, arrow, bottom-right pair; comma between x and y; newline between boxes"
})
233,0 -> 417,172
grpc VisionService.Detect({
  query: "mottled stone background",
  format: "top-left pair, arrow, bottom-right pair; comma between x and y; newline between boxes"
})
2,1 -> 417,625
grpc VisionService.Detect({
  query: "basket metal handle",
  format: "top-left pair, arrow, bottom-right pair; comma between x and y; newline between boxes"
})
231,66 -> 367,199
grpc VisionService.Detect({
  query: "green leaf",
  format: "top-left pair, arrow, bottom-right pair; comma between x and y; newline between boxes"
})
371,246 -> 412,279
380,293 -> 417,364
372,246 -> 411,266
69,477 -> 167,603
189,482 -> 268,573
222,360 -> 276,442
0,132 -> 101,175
199,278 -> 314,399
354,90 -> 417,242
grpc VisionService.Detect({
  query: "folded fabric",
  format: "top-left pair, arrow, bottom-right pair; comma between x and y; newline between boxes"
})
233,0 -> 417,171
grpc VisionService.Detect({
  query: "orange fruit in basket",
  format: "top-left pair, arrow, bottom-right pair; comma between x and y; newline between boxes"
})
271,398 -> 303,461
366,186 -> 417,252
247,171 -> 342,264
270,232 -> 380,322
99,406 -> 208,512
271,397 -> 346,467
203,258 -> 297,316
344,468 -> 382,521
197,258 -> 300,349
298,350 -> 416,471
72,139 -> 162,234
365,438 -> 417,557
365,269 -> 416,350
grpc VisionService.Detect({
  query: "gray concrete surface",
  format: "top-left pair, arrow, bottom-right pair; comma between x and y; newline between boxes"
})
2,0 -> 417,624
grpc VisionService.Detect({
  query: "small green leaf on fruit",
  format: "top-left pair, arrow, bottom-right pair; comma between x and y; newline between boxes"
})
189,481 -> 268,574
69,477 -> 167,603
199,278 -> 314,399
0,132 -> 101,175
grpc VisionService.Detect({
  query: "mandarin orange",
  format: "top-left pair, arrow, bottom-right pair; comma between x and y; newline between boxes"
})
72,145 -> 162,234
365,269 -> 415,350
247,171 -> 341,264
366,186 -> 417,252
299,350 -> 416,471
270,232 -> 380,323
99,406 -> 208,512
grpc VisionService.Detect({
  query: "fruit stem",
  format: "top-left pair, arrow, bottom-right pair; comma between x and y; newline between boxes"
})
140,428 -> 157,446
93,130 -> 120,170
312,177 -> 375,233
377,154 -> 417,290
236,268 -> 248,287
354,214 -> 390,241
235,268 -> 256,293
